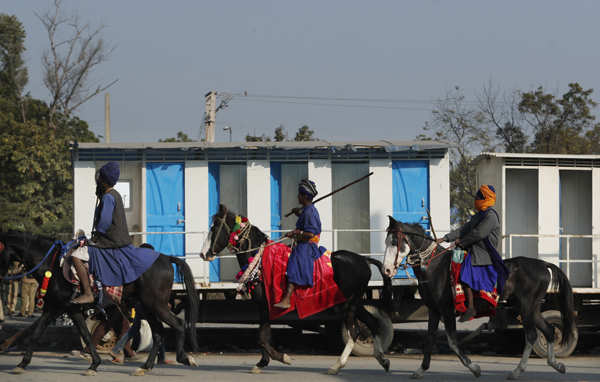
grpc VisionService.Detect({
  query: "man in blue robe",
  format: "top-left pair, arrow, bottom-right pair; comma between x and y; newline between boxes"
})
70,162 -> 159,304
273,179 -> 323,309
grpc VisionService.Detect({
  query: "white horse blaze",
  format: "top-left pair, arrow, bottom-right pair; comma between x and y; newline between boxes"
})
383,233 -> 410,276
200,231 -> 212,259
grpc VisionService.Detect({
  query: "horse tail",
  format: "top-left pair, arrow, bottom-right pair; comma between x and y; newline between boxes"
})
547,262 -> 576,346
366,257 -> 392,310
169,256 -> 199,352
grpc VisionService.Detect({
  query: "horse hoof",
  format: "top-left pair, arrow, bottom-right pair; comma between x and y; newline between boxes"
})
382,359 -> 391,373
327,368 -> 339,375
410,371 -> 424,379
82,369 -> 97,377
507,370 -> 520,380
11,367 -> 25,374
188,356 -> 198,367
554,362 -> 566,374
470,363 -> 481,378
132,368 -> 147,377
282,354 -> 292,365
251,366 -> 262,374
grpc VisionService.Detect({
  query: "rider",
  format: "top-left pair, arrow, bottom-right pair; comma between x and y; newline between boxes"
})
70,162 -> 159,304
273,179 -> 323,309
437,184 -> 508,322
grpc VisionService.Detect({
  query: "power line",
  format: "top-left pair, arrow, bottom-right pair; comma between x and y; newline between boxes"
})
230,97 -> 433,111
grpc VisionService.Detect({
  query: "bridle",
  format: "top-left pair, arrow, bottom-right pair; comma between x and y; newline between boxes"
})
209,214 -> 232,257
387,226 -> 451,270
209,210 -> 254,257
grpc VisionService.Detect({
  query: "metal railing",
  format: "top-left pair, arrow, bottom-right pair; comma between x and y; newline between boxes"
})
504,233 -> 600,288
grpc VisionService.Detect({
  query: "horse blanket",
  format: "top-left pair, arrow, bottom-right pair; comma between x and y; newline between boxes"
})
61,257 -> 122,304
451,250 -> 498,319
261,243 -> 346,320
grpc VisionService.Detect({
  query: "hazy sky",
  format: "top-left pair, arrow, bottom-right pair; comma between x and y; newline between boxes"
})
5,1 -> 600,143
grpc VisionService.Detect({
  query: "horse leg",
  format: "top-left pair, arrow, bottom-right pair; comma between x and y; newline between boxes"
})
252,290 -> 289,373
411,310 -> 440,379
328,302 -> 357,375
13,310 -> 58,373
153,305 -> 196,367
355,304 -> 390,372
70,310 -> 102,376
442,311 -> 481,378
508,315 -> 536,380
133,315 -> 162,376
533,310 -> 566,374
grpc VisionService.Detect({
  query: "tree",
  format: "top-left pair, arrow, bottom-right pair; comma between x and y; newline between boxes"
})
37,0 -> 117,126
478,81 -> 528,153
519,83 -> 597,154
159,131 -> 194,142
294,125 -> 315,141
0,13 -> 99,236
274,125 -> 287,142
419,86 -> 491,225
0,14 -> 28,102
245,133 -> 270,142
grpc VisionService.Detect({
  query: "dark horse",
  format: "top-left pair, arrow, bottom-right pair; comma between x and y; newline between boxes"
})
200,205 -> 392,375
0,231 -> 199,376
383,217 -> 576,380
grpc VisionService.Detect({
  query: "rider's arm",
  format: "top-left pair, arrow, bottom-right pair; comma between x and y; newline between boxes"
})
95,193 -> 116,234
458,212 -> 498,248
443,218 -> 474,242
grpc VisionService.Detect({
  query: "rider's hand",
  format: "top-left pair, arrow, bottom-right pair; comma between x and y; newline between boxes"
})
291,207 -> 302,216
435,238 -> 445,244
454,239 -> 461,246
78,239 -> 86,247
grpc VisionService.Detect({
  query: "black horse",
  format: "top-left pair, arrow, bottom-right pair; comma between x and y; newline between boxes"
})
383,217 -> 576,380
0,230 -> 199,376
200,205 -> 392,375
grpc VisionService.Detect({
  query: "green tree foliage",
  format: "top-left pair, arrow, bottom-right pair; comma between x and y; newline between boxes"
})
245,133 -> 270,142
294,125 -> 315,141
0,14 -> 28,101
159,131 -> 194,142
274,125 -> 286,142
519,83 -> 599,154
0,14 -> 98,236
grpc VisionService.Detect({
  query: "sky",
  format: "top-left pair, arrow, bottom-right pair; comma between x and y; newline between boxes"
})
4,1 -> 600,143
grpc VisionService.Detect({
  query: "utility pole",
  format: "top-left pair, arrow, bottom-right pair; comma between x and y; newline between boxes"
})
104,93 -> 111,143
204,91 -> 217,142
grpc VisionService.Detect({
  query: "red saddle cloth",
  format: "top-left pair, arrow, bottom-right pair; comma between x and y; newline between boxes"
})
261,243 -> 346,320
451,260 -> 498,319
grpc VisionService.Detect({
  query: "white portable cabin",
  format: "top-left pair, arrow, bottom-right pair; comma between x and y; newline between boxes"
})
71,140 -> 450,287
475,153 -> 600,289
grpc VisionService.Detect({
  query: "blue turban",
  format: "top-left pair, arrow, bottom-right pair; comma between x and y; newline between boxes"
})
299,179 -> 318,200
98,162 -> 120,187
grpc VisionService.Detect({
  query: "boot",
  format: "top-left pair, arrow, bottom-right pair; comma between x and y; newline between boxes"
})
71,257 -> 94,304
459,285 -> 476,322
273,283 -> 295,309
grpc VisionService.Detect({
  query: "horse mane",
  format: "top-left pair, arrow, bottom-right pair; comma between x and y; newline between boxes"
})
3,230 -> 55,244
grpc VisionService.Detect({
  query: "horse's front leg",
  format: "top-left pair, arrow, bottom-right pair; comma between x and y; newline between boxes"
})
443,311 -> 481,378
70,310 -> 101,375
411,310 -> 440,379
13,310 -> 59,374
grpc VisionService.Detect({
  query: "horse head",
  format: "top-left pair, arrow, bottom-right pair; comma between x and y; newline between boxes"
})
383,216 -> 430,277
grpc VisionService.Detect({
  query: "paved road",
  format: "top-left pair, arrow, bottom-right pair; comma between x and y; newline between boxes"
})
0,352 -> 598,382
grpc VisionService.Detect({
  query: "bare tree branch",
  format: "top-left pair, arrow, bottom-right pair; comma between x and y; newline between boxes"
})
36,0 -> 117,127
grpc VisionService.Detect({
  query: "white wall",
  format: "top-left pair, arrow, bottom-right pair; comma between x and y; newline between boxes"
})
538,167 -> 560,265
73,161 -> 97,237
429,153 -> 451,234
309,160 -> 333,249
246,161 -> 271,230
185,161 -> 210,285
369,160 -> 392,253
594,168 -> 600,288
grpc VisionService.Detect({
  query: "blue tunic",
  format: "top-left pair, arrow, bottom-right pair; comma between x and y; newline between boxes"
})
88,192 -> 159,286
286,204 -> 323,287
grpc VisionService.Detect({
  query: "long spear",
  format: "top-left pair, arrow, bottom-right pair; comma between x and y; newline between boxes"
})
283,171 -> 374,218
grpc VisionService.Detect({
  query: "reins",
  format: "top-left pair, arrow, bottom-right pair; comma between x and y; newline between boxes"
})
2,240 -> 64,281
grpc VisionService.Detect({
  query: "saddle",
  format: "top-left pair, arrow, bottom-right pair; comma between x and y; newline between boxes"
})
450,249 -> 499,319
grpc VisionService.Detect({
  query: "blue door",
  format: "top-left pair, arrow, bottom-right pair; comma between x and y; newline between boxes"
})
146,163 -> 185,279
392,160 -> 429,278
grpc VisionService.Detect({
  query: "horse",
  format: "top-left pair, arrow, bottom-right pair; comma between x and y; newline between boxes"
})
0,230 -> 199,376
199,204 -> 392,375
382,216 -> 576,380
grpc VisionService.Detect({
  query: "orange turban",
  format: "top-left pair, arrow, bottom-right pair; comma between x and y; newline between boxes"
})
474,184 -> 496,212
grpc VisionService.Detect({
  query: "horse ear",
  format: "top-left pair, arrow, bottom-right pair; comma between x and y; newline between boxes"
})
387,215 -> 397,226
218,204 -> 227,214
